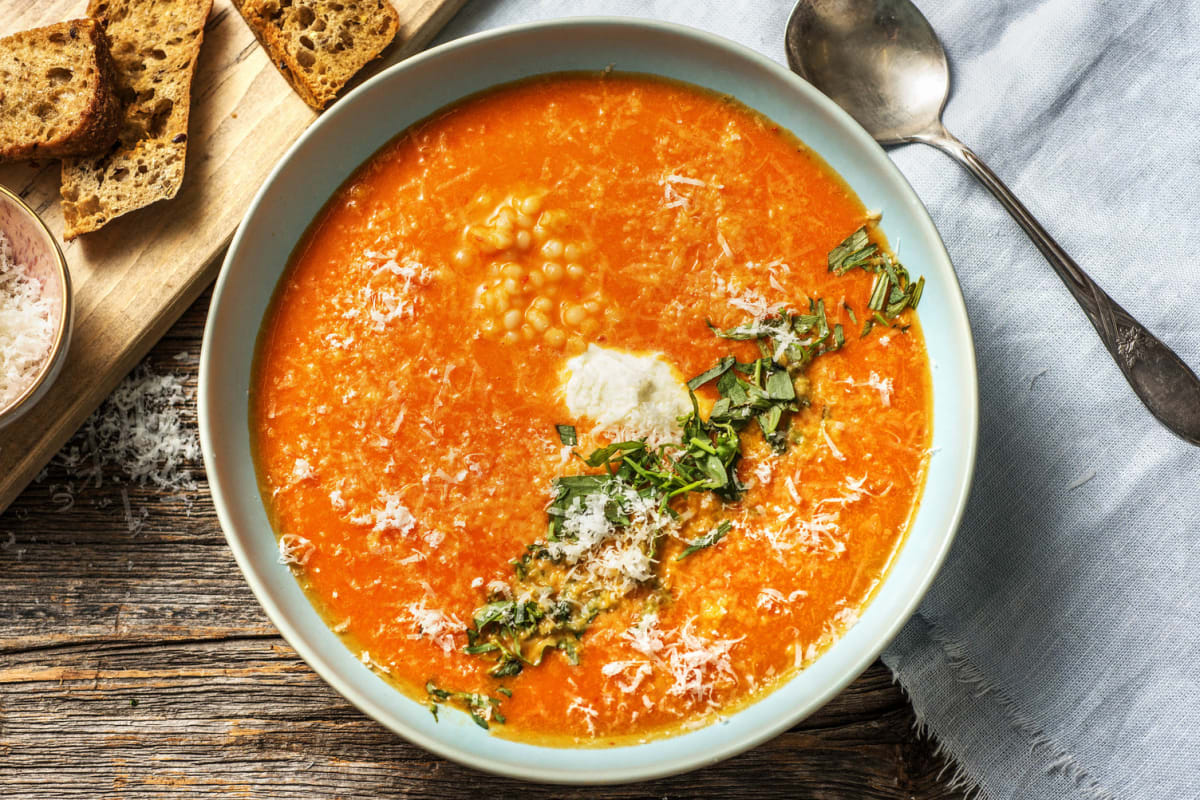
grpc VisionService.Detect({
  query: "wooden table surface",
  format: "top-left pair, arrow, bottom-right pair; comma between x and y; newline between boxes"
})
0,285 -> 965,798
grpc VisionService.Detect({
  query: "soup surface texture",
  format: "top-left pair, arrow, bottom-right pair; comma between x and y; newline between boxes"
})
252,73 -> 931,745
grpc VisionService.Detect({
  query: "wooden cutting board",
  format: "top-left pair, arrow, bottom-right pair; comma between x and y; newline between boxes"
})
0,0 -> 466,513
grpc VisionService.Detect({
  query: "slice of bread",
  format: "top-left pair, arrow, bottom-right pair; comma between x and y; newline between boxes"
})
236,0 -> 400,110
60,0 -> 213,240
0,19 -> 123,163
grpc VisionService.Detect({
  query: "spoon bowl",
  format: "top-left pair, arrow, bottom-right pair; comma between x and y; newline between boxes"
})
786,0 -> 948,143
786,0 -> 1200,445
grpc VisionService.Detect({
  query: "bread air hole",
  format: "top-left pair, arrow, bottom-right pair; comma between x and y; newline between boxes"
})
72,195 -> 102,218
296,6 -> 316,27
147,98 -> 174,138
295,49 -> 315,69
299,35 -> 315,50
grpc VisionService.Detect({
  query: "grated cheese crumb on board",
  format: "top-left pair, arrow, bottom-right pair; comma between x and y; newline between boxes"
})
45,365 -> 202,532
0,233 -> 56,409
563,344 -> 692,447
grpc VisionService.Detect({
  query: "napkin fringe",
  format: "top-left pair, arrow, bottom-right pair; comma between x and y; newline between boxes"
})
898,614 -> 1119,800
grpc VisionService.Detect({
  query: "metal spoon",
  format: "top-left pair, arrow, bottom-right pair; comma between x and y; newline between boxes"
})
786,0 -> 1200,445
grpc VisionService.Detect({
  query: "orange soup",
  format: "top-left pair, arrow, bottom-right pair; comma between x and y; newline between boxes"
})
252,73 -> 931,744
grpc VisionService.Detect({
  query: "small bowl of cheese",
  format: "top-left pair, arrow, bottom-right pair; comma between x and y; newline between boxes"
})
0,184 -> 71,428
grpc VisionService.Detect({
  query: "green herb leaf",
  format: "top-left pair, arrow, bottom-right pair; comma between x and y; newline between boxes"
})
555,424 -> 577,446
687,356 -> 736,390
677,520 -> 733,560
765,370 -> 796,401
828,224 -> 927,326
425,681 -> 507,729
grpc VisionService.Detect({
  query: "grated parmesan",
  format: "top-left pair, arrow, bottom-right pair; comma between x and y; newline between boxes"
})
278,534 -> 314,566
620,614 -> 744,705
865,371 -> 893,407
550,478 -> 678,595
405,599 -> 463,654
566,697 -> 599,734
51,365 -> 201,494
0,232 -> 56,409
349,490 -> 416,534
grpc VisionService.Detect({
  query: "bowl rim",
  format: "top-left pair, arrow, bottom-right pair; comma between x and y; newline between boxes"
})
200,15 -> 979,784
0,183 -> 72,425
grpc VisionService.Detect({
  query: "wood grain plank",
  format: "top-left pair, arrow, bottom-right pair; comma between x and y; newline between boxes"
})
0,0 -> 466,515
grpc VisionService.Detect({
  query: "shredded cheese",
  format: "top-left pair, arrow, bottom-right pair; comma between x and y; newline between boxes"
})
50,366 -> 201,495
566,697 -> 599,734
551,479 -> 677,595
865,371 -> 893,407
0,233 -> 56,409
621,614 -> 744,706
405,599 -> 464,654
277,534 -> 314,566
349,491 -> 417,534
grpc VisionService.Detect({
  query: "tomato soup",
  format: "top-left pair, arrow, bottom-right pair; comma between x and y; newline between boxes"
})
251,73 -> 931,745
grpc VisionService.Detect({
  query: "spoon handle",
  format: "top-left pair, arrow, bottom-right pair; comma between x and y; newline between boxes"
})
915,127 -> 1200,445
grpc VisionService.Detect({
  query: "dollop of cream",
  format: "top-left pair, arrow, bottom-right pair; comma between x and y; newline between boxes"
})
563,344 -> 691,445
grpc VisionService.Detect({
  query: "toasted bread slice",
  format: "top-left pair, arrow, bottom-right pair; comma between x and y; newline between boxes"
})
60,0 -> 213,240
0,19 -> 122,163
236,0 -> 400,110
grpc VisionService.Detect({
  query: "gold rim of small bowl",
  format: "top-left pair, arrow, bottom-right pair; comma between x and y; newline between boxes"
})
0,183 -> 72,425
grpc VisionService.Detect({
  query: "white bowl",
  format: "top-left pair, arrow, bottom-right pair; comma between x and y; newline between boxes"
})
200,18 -> 978,784
0,184 -> 72,428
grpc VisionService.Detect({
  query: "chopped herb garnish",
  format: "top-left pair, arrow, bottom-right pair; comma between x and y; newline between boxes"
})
686,355 -> 735,391
677,520 -> 732,560
426,681 -> 507,729
827,226 -> 876,275
828,225 -> 925,327
555,424 -> 577,446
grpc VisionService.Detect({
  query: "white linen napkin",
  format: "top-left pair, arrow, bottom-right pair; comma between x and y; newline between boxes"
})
437,3 -> 1200,797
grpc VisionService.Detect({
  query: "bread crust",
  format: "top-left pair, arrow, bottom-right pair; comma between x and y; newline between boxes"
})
0,19 -> 123,163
